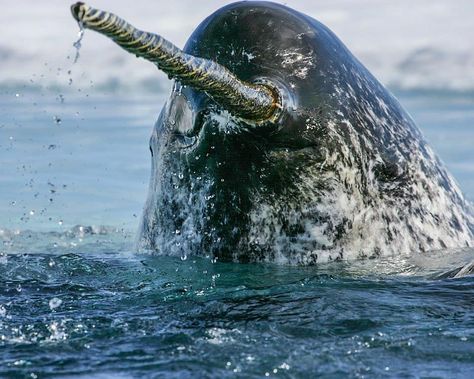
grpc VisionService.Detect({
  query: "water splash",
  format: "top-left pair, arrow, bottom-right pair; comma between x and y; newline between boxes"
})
73,22 -> 85,64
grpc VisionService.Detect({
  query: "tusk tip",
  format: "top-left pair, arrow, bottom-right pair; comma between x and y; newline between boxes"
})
71,2 -> 88,22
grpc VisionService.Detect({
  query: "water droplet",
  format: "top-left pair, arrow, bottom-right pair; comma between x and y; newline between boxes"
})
180,254 -> 187,261
53,116 -> 62,125
49,297 -> 62,310
175,229 -> 181,235
279,363 -> 290,370
58,220 -> 63,226
29,210 -> 35,216
15,93 -> 20,98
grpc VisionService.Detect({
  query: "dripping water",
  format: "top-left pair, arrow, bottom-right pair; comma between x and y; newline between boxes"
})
73,22 -> 85,64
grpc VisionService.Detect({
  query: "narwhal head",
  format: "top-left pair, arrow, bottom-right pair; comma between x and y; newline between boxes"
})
72,2 -> 474,263
70,2 -> 398,262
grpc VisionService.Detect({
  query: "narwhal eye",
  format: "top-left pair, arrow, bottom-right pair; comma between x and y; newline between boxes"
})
192,109 -> 211,132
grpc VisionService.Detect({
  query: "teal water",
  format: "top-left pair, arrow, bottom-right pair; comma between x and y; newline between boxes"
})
1,91 -> 474,378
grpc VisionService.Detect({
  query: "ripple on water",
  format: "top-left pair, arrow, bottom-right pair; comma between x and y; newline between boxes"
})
0,227 -> 474,377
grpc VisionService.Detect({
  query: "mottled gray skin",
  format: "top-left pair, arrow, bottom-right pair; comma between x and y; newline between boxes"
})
138,1 -> 473,264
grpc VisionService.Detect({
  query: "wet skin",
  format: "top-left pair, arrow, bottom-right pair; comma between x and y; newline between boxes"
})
137,2 -> 473,263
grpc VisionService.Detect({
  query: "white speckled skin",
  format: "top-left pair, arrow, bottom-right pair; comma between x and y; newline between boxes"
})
138,2 -> 474,263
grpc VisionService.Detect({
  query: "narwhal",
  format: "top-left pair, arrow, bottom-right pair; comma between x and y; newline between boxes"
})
71,2 -> 473,264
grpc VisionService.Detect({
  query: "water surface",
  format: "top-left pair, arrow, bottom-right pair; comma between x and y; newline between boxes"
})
1,91 -> 474,378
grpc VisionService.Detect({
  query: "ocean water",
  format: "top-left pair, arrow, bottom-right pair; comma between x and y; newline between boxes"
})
1,88 -> 474,378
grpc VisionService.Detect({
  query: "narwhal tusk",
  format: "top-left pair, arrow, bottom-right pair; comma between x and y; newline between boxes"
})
70,2 -> 282,122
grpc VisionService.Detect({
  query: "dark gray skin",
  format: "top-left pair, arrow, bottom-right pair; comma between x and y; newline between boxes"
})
137,1 -> 473,264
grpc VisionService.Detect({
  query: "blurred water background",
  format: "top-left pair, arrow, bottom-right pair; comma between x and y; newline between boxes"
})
1,1 -> 474,378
